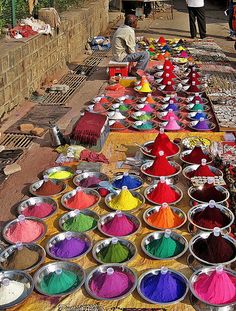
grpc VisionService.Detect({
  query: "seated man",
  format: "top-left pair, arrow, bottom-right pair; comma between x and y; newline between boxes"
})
112,14 -> 149,75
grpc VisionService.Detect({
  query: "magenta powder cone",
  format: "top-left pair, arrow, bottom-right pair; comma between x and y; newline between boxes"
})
101,213 -> 137,236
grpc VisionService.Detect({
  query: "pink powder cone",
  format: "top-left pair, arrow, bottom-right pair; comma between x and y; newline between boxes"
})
164,117 -> 181,130
101,213 -> 137,236
162,109 -> 179,121
22,203 -> 54,218
140,104 -> 155,112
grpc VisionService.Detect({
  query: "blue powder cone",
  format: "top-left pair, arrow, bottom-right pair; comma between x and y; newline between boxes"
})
112,173 -> 142,190
164,103 -> 178,111
193,112 -> 207,120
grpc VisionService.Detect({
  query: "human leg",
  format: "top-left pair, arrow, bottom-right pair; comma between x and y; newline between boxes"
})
188,7 -> 197,38
123,51 -> 149,70
196,7 -> 206,39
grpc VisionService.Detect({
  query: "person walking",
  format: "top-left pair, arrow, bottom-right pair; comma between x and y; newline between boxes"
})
186,0 -> 206,39
227,0 -> 236,40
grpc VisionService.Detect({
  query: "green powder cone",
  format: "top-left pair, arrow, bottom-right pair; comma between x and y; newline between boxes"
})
63,213 -> 97,232
137,114 -> 152,121
137,123 -> 153,130
40,270 -> 79,295
146,236 -> 184,258
192,104 -> 204,111
119,105 -> 129,111
97,241 -> 131,263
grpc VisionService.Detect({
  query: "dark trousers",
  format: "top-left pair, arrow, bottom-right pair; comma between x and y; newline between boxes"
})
188,6 -> 206,39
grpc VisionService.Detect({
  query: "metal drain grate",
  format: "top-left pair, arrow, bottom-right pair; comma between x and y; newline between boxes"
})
0,149 -> 24,167
84,57 -> 103,66
92,49 -> 110,57
75,57 -> 103,77
0,134 -> 34,149
41,74 -> 86,105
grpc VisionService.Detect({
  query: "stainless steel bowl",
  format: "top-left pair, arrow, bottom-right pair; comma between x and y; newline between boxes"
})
186,104 -> 210,112
144,183 -> 183,205
188,185 -> 230,204
137,268 -> 189,305
2,217 -> 47,245
187,203 -> 235,232
180,149 -> 213,165
17,196 -> 58,220
141,160 -> 182,179
188,112 -> 212,121
143,205 -> 187,230
42,166 -> 74,181
0,270 -> 34,310
29,179 -> 67,198
33,261 -> 85,297
58,209 -> 99,233
140,140 -> 180,159
46,232 -> 92,260
0,243 -> 46,272
73,172 -> 109,189
61,188 -> 101,211
92,237 -> 137,264
105,190 -> 145,213
97,211 -> 141,238
188,120 -> 216,131
182,164 -> 223,181
141,231 -> 188,260
85,264 -> 137,300
111,174 -> 143,191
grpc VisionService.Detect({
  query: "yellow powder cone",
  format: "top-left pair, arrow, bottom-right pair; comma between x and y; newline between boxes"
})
109,187 -> 142,211
139,82 -> 152,93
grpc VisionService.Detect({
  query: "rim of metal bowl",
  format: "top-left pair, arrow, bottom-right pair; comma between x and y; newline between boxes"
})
182,165 -> 223,181
188,121 -> 216,131
140,140 -> 180,159
144,184 -> 183,205
42,166 -> 75,181
188,185 -> 230,204
73,172 -> 109,189
110,174 -> 144,191
180,150 -> 213,165
29,179 -> 67,198
140,160 -> 182,179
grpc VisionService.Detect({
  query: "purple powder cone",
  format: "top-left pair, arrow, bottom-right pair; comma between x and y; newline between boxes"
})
50,237 -> 88,258
194,119 -> 209,130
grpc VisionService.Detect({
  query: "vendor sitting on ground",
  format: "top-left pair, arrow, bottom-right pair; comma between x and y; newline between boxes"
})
112,14 -> 149,75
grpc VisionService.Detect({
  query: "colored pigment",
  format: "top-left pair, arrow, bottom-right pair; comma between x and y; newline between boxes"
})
35,180 -> 63,196
109,188 -> 142,211
150,132 -> 179,157
2,246 -> 39,270
65,190 -> 98,210
119,105 -> 129,112
62,213 -> 97,232
187,164 -> 215,178
50,237 -> 88,259
183,146 -> 211,164
190,95 -> 203,104
48,171 -> 73,180
124,98 -> 134,104
40,270 -> 79,295
147,182 -> 180,204
93,102 -> 106,113
188,85 -> 200,93
162,110 -> 179,121
164,103 -> 178,112
140,105 -> 154,112
164,84 -> 175,92
193,119 -> 210,130
22,203 -> 54,218
0,280 -> 25,305
191,103 -> 204,111
192,112 -> 207,120
136,114 -> 152,121
147,205 -> 183,228
101,213 -> 137,236
194,270 -> 236,305
164,118 -> 181,130
192,183 -> 227,202
99,97 -> 110,104
110,121 -> 127,129
146,95 -> 156,104
6,220 -> 45,243
97,240 -> 131,263
146,236 -> 184,258
112,174 -> 142,190
145,153 -> 177,176
193,206 -> 230,229
79,176 -> 102,188
135,122 -> 153,130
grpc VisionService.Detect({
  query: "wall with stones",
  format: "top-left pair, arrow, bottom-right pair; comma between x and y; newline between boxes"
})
0,0 -> 109,118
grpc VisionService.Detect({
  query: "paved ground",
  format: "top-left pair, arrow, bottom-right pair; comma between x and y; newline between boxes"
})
0,0 -> 235,237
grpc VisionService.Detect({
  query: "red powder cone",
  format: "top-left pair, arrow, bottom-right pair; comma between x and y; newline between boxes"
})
162,75 -> 174,85
183,146 -> 211,164
188,82 -> 200,93
99,97 -> 110,104
147,178 -> 180,204
157,54 -> 165,61
145,151 -> 177,176
163,60 -> 174,71
188,159 -> 216,178
158,36 -> 166,45
151,129 -> 179,157
192,179 -> 227,202
66,189 -> 98,210
165,83 -> 175,92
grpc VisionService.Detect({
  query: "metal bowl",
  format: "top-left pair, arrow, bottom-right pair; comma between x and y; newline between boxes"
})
141,231 -> 188,260
0,243 -> 46,272
143,205 -> 187,230
181,136 -> 211,150
92,238 -> 137,264
105,190 -> 145,213
29,179 -> 67,198
188,203 -> 235,232
188,185 -> 230,205
85,264 -> 137,300
33,261 -> 85,297
131,111 -> 156,121
188,120 -> 216,131
73,172 -> 109,189
189,231 -> 236,266
42,166 -> 74,181
0,270 -> 34,310
187,112 -> 212,121
17,196 -> 58,220
144,183 -> 183,205
58,210 -> 99,233
183,164 -> 223,181
61,188 -> 101,211
2,217 -> 47,245
46,232 -> 92,260
186,104 -> 210,112
180,149 -> 213,165
111,174 -> 143,191
186,97 -> 209,105
137,268 -> 189,305
158,120 -> 185,131
109,119 -> 130,131
189,266 -> 236,308
141,160 -> 182,179
131,120 -> 158,131
98,211 -> 141,238
157,111 -> 183,121
140,140 -> 180,159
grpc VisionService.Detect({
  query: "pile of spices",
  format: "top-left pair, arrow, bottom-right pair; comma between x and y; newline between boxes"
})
182,146 -> 212,164
192,180 -> 227,202
110,121 -> 127,130
48,170 -> 73,180
150,130 -> 179,157
147,179 -> 180,204
187,159 -> 215,178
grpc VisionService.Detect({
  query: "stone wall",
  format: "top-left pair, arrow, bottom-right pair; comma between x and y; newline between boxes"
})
0,0 -> 109,118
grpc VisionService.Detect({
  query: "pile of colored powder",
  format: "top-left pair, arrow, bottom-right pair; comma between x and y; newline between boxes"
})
110,121 -> 127,129
101,213 -> 137,236
187,164 -> 215,178
112,174 -> 142,190
65,190 -> 98,210
146,236 -> 184,258
183,146 -> 211,164
162,110 -> 179,121
50,237 -> 88,259
90,269 -> 134,298
93,102 -> 106,112
35,180 -> 63,196
192,182 -> 227,202
136,114 -> 152,121
147,182 -> 180,204
191,103 -> 204,111
147,204 -> 183,228
193,119 -> 210,130
21,203 -> 54,218
2,246 -> 39,270
145,153 -> 177,176
5,220 -> 45,243
99,97 -> 110,104
109,188 -> 142,211
40,270 -> 79,295
97,240 -> 131,263
163,103 -> 178,111
193,232 -> 236,263
194,270 -> 236,304
62,213 -> 97,232
140,105 -> 154,112
79,176 -> 101,188
140,271 -> 186,303
163,118 -> 181,130
190,94 -> 203,103
192,111 -> 207,120
193,205 -> 230,229
150,132 -> 178,157
135,122 -> 153,130
118,104 -> 129,111
48,170 -> 73,180
0,280 -> 25,305
124,98 -> 134,104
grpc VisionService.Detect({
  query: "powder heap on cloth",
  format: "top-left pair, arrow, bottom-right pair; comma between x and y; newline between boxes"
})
48,171 -> 73,180
135,122 -> 153,130
193,119 -> 210,130
147,182 -> 180,204
40,270 -> 79,295
65,190 -> 98,210
79,176 -> 102,188
194,270 -> 236,305
0,280 -> 25,305
35,180 -> 63,196
187,163 -> 215,178
109,188 -> 142,211
163,117 -> 181,130
150,131 -> 179,157
97,240 -> 131,263
147,204 -> 183,228
182,146 -> 211,164
62,213 -> 97,232
192,182 -> 227,203
112,174 -> 142,190
193,232 -> 236,263
50,237 -> 88,259
140,271 -> 186,303
146,235 -> 184,258
101,213 -> 137,236
2,246 -> 39,270
22,203 -> 54,218
193,205 -> 230,229
6,220 -> 45,243
145,152 -> 177,176
90,269 -> 134,298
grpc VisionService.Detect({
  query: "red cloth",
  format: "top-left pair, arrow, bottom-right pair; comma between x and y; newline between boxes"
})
79,149 -> 109,163
10,25 -> 37,38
